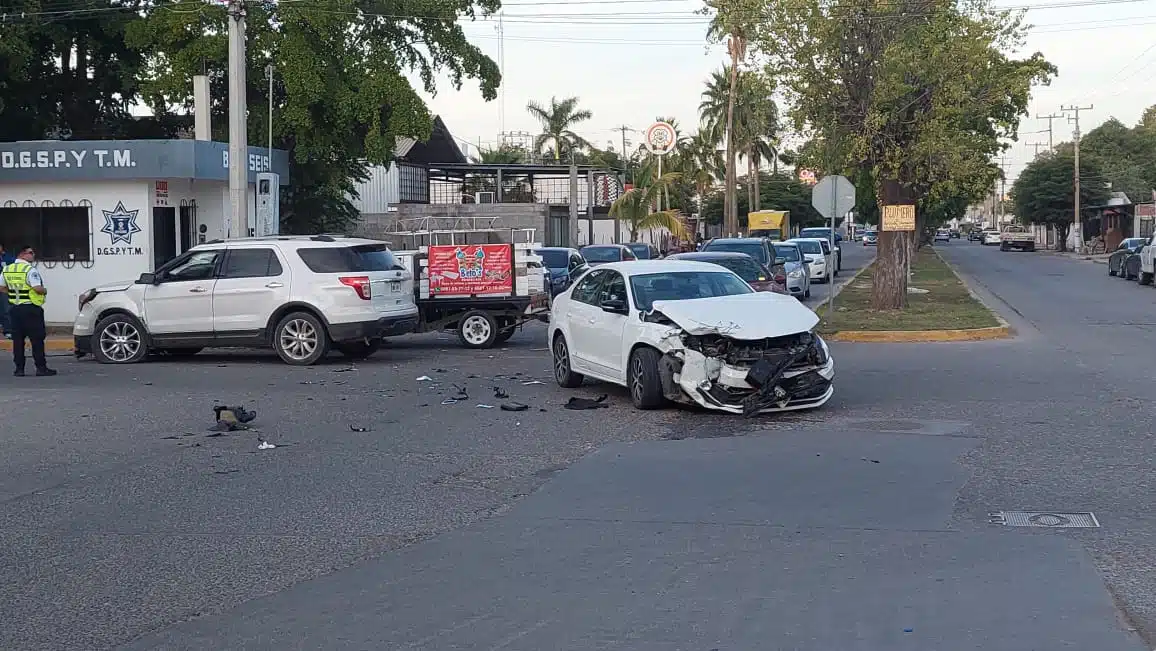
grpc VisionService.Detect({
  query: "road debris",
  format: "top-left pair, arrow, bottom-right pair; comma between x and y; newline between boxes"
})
450,384 -> 470,401
257,440 -> 277,450
416,375 -> 434,381
493,387 -> 510,399
476,404 -> 495,409
349,425 -> 371,432
211,405 -> 257,431
521,380 -> 545,386
501,402 -> 529,412
564,395 -> 609,410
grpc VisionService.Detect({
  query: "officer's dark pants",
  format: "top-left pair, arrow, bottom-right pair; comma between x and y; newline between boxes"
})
10,304 -> 47,371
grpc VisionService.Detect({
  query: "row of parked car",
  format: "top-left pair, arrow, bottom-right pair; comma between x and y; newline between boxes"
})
1107,236 -> 1156,284
537,229 -> 845,304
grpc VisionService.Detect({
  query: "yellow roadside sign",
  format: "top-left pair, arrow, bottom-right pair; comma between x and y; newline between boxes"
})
881,205 -> 916,231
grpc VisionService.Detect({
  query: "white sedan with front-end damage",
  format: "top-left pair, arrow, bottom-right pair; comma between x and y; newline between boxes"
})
548,260 -> 835,415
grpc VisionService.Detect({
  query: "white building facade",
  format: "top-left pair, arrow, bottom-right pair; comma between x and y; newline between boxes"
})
0,139 -> 289,324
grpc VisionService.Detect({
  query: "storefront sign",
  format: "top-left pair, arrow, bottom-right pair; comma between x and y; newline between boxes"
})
427,244 -> 513,295
155,180 -> 169,207
0,140 -> 289,184
97,201 -> 144,255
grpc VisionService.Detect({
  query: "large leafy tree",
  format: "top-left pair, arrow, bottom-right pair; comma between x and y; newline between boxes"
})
0,0 -> 152,141
1079,115 -> 1156,203
1011,149 -> 1109,252
526,96 -> 592,162
127,0 -> 499,234
758,0 -> 1053,308
700,172 -> 824,227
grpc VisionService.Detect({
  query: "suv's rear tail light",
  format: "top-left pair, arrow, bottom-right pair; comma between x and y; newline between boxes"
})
339,275 -> 372,300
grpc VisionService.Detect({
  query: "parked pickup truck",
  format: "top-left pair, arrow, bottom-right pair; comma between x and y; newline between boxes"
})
999,225 -> 1036,252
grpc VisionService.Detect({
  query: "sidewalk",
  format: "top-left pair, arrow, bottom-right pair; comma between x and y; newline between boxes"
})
1040,250 -> 1112,264
0,337 -> 74,352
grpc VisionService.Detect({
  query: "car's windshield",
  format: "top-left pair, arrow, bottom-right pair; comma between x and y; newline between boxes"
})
626,243 -> 652,259
535,249 -> 569,269
631,271 -> 753,312
865,231 -> 877,237
800,228 -> 831,239
773,244 -> 801,262
794,240 -> 823,255
581,246 -> 622,262
701,241 -> 768,265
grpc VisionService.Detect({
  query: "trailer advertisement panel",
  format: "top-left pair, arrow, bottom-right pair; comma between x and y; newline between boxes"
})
428,244 -> 513,295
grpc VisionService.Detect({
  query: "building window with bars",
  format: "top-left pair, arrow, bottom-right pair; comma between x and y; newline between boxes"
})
0,206 -> 91,261
398,163 -> 429,204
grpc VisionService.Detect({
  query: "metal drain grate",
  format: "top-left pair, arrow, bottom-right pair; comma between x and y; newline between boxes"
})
989,511 -> 1100,528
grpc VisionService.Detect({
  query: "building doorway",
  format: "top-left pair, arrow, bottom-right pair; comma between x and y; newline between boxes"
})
153,206 -> 176,270
178,203 -> 196,254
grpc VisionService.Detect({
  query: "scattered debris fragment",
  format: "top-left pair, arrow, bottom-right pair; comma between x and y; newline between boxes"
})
161,435 -> 180,440
211,405 -> 257,431
213,469 -> 241,475
257,440 -> 277,450
450,384 -> 469,401
416,375 -> 434,381
493,387 -> 509,399
349,425 -> 371,432
521,380 -> 545,386
333,366 -> 356,373
434,368 -> 448,373
861,458 -> 881,464
564,395 -> 609,410
476,404 -> 495,409
501,402 -> 529,412
441,398 -> 458,405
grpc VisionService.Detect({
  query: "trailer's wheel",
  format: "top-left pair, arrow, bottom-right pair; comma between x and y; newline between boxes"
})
458,310 -> 498,348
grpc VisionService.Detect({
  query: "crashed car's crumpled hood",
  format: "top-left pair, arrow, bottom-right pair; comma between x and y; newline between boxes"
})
651,292 -> 819,339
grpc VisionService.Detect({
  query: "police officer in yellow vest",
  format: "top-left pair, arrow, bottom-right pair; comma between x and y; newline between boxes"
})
0,246 -> 56,376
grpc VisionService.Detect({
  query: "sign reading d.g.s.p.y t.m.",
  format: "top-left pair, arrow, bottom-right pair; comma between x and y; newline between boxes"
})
0,140 -> 289,184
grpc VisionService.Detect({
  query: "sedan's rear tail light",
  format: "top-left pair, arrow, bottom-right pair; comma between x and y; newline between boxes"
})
339,275 -> 372,300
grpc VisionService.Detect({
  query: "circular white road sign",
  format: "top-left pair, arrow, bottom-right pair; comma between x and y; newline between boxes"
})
644,122 -> 677,156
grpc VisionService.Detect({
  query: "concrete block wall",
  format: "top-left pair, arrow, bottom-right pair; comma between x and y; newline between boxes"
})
354,203 -> 550,240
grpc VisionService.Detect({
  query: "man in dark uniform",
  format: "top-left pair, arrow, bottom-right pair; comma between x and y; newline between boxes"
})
0,245 -> 56,376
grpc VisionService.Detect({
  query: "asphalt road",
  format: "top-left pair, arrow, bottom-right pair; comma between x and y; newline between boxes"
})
3,239 -> 1151,650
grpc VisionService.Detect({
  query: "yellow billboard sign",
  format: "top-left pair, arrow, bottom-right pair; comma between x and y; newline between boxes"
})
881,205 -> 916,231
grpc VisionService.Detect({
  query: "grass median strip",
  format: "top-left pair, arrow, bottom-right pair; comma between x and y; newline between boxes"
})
818,247 -> 1000,334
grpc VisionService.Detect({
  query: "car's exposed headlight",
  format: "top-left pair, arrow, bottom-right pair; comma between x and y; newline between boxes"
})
813,334 -> 830,364
78,288 -> 97,311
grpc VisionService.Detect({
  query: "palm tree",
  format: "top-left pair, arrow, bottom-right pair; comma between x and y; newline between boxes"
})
700,67 -> 779,215
526,96 -> 593,162
610,173 -> 688,242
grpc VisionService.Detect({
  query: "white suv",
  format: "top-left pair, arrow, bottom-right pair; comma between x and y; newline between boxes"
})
73,235 -> 418,365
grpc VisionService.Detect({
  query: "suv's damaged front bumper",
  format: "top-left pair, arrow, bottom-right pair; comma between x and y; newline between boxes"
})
656,331 -> 834,416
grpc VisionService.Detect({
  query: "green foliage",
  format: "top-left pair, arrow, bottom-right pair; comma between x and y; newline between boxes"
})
1078,115 -> 1156,203
700,173 -> 824,227
0,0 -> 150,141
609,173 -> 688,242
474,144 -> 528,164
526,96 -> 593,162
1011,149 -> 1109,250
122,0 -> 499,234
758,0 -> 1053,214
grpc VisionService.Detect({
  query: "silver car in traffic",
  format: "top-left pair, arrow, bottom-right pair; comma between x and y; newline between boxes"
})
772,242 -> 812,299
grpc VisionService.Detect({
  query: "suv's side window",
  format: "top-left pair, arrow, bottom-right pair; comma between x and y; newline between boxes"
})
221,248 -> 283,279
571,269 -> 607,306
161,250 -> 221,282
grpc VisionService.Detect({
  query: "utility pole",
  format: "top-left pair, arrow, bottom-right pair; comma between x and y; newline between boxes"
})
1025,142 -> 1048,158
613,125 -> 633,183
227,0 -> 248,239
1037,112 -> 1065,150
1063,104 -> 1093,254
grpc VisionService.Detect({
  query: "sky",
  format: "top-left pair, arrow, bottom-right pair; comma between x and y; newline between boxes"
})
411,0 -> 1156,192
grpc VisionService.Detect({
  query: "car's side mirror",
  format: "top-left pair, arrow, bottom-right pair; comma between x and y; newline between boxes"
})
137,272 -> 158,284
600,298 -> 628,314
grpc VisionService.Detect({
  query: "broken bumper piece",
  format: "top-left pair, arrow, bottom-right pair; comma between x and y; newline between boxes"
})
668,332 -> 835,416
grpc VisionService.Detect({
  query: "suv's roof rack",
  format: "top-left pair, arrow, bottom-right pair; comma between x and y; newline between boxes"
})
203,239 -> 224,245
310,235 -> 336,242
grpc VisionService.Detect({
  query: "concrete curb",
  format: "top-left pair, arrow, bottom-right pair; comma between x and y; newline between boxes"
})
826,249 -> 1013,344
828,325 -> 1012,343
0,338 -> 73,352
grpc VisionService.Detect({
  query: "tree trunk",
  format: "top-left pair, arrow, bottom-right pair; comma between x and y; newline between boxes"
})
747,154 -> 756,216
752,151 -> 761,211
723,51 -> 741,237
871,179 -> 912,310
